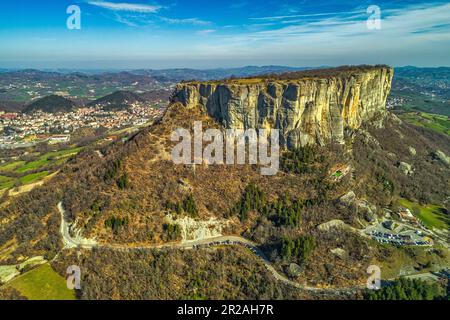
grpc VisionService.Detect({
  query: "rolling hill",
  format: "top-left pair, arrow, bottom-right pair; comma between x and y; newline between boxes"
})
23,95 -> 76,113
88,90 -> 146,111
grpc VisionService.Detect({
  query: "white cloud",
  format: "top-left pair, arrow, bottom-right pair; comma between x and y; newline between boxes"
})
223,3 -> 450,42
88,1 -> 162,13
249,10 -> 365,21
159,17 -> 211,26
89,2 -> 211,28
197,29 -> 216,35
189,2 -> 450,66
111,13 -> 139,27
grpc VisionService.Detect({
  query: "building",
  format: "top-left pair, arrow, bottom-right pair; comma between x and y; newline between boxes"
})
48,135 -> 70,144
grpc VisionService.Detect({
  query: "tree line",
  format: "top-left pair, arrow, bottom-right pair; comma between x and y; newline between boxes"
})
365,278 -> 446,300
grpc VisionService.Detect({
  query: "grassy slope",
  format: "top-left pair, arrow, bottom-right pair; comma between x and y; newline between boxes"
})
0,175 -> 11,183
5,264 -> 76,300
15,157 -> 50,173
398,198 -> 449,230
19,171 -> 50,184
398,112 -> 450,136
0,176 -> 15,190
0,146 -> 83,191
15,147 -> 83,173
377,244 -> 450,279
0,161 -> 26,172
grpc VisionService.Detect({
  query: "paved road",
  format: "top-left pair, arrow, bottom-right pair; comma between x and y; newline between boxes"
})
58,202 -> 360,294
58,202 -> 97,249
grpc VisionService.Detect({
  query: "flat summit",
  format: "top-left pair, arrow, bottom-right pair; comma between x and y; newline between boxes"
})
174,66 -> 393,147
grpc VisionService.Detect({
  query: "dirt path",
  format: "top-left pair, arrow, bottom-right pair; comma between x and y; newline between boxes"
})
58,202 -> 359,294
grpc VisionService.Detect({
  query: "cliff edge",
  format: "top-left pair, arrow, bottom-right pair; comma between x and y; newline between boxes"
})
173,65 -> 393,147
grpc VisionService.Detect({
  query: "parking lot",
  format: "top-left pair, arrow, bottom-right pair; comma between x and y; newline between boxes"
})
369,230 -> 431,246
364,223 -> 432,247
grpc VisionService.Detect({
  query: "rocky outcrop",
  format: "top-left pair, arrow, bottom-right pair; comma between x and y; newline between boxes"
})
173,66 -> 393,148
330,248 -> 347,260
339,191 -> 356,206
398,162 -> 413,175
433,150 -> 450,166
165,214 -> 230,242
317,219 -> 349,232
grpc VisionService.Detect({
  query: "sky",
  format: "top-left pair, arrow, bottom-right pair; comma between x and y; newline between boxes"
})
0,0 -> 449,69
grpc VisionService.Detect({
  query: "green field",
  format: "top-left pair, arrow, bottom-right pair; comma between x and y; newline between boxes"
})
399,198 -> 450,230
0,172 -> 50,190
0,161 -> 26,172
0,146 -> 83,192
0,175 -> 11,183
45,146 -> 83,159
0,175 -> 15,190
399,112 -> 450,136
15,147 -> 83,173
15,157 -> 50,173
19,171 -> 50,184
5,264 -> 76,300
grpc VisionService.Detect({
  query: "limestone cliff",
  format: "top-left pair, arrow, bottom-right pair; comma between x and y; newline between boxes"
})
173,66 -> 393,147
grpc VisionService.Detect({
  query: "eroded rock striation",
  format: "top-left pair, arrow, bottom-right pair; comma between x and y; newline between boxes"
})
173,66 -> 393,147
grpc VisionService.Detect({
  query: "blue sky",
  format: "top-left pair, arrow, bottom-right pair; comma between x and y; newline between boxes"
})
0,0 -> 449,69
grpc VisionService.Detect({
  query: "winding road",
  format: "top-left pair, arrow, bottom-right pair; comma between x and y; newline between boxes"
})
58,202 -> 360,294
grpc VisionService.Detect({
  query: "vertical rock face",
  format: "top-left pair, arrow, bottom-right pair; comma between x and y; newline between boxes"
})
173,66 -> 393,148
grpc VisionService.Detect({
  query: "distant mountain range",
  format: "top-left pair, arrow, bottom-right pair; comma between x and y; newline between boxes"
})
0,65 -> 310,84
1,66 -> 450,115
1,65 -> 450,79
0,66 -> 312,112
395,66 -> 450,78
130,65 -> 311,81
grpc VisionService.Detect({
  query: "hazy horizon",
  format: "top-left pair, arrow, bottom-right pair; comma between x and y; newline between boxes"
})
1,1 -> 450,69
1,64 -> 450,73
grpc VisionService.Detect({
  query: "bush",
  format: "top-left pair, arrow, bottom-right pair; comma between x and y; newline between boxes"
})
105,216 -> 129,234
166,194 -> 198,217
267,197 -> 302,227
104,160 -> 121,181
164,223 -> 181,241
183,194 -> 198,217
281,235 -> 316,266
116,172 -> 130,189
230,183 -> 266,221
281,145 -> 324,174
365,278 -> 445,300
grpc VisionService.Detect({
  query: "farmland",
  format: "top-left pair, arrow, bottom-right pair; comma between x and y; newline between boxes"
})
0,146 -> 83,193
398,112 -> 450,136
5,264 -> 76,300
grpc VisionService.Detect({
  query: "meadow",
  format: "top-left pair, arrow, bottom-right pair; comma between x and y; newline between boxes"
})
5,264 -> 76,300
0,146 -> 83,192
399,198 -> 450,230
399,112 -> 450,136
